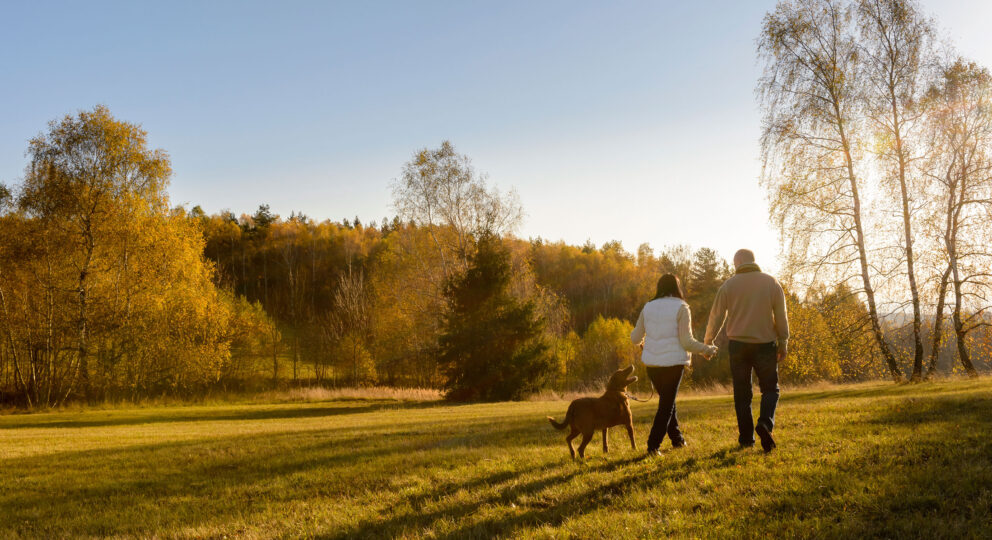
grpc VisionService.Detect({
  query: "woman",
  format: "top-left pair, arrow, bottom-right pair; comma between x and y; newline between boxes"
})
630,274 -> 717,455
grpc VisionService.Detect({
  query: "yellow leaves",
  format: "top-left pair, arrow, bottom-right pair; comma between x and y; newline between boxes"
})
571,316 -> 637,385
0,106 -> 257,399
782,293 -> 843,383
335,333 -> 377,386
872,131 -> 895,155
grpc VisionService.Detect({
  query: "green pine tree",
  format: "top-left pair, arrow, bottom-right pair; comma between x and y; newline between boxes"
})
685,247 -> 733,384
439,234 -> 554,402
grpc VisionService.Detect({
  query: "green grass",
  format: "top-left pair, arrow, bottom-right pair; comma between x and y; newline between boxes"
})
2,379 -> 991,539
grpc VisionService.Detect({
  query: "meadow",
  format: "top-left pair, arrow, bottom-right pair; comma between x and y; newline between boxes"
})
1,378 -> 991,539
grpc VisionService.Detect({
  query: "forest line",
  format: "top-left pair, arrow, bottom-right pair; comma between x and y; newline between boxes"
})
0,109 -> 986,407
2,1 -> 992,406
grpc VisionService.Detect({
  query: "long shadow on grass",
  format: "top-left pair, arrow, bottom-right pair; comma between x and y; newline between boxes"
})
330,447 -> 743,539
441,449 -> 746,539
745,391 -> 992,538
11,384 -> 988,537
327,456 -> 640,539
0,410 -> 558,537
0,400 -> 442,430
331,386 -> 992,538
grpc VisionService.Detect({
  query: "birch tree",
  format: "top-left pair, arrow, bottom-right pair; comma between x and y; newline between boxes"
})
391,140 -> 523,279
857,0 -> 936,380
759,0 -> 903,380
922,60 -> 992,377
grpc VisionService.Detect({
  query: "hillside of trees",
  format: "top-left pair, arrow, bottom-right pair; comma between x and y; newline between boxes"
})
2,1 -> 991,407
0,109 -> 986,407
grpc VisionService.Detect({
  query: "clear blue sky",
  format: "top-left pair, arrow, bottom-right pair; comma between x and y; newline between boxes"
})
3,1 -> 991,269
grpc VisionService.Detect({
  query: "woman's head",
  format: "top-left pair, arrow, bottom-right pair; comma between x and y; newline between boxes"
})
654,273 -> 684,300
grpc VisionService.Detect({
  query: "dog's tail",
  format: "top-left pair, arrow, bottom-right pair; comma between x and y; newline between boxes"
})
547,403 -> 574,430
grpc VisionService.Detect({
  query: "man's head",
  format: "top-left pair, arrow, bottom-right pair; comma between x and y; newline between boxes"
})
733,249 -> 755,269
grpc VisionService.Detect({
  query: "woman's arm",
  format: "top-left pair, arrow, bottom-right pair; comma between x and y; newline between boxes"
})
630,309 -> 646,345
678,304 -> 716,355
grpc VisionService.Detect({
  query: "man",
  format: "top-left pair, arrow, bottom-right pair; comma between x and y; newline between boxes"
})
704,249 -> 789,452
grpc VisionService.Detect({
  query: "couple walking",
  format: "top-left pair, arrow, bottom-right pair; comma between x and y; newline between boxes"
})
630,249 -> 789,455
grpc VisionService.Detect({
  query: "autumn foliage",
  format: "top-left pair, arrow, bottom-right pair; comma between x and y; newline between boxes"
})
1,105 -> 989,407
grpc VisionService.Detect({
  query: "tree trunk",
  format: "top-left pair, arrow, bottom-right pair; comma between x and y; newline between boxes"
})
951,306 -> 977,377
293,338 -> 298,382
926,266 -> 952,377
271,329 -> 279,384
241,239 -> 247,298
949,241 -> 977,377
837,111 -> 902,381
45,256 -> 56,406
77,269 -> 90,401
0,281 -> 32,408
891,120 -> 924,381
868,0 -> 925,382
947,163 -> 977,376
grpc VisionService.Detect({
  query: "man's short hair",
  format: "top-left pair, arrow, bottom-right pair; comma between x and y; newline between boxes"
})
734,249 -> 755,266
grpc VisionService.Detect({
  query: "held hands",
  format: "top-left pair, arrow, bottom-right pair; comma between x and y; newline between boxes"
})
702,344 -> 718,360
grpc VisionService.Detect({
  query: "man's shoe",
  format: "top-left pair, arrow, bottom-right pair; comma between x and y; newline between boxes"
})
672,439 -> 688,449
646,448 -> 662,457
755,425 -> 776,453
738,442 -> 754,450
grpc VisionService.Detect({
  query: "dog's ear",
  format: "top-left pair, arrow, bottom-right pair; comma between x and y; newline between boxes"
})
625,376 -> 638,385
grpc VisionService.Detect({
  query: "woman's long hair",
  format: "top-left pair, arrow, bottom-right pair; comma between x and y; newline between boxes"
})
653,273 -> 685,300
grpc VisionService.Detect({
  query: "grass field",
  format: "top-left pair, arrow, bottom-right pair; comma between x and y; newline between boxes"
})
2,378 -> 991,539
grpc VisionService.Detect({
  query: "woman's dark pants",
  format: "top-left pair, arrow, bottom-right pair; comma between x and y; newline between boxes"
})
646,365 -> 686,451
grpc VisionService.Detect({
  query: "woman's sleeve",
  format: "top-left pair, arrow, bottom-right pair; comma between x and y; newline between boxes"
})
630,309 -> 646,345
678,304 -> 711,354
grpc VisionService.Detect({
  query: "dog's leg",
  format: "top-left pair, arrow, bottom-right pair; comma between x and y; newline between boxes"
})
626,422 -> 636,450
602,428 -> 609,453
566,428 -> 578,459
577,431 -> 593,459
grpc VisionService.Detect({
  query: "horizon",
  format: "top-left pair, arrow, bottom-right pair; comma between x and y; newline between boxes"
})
3,1 -> 992,270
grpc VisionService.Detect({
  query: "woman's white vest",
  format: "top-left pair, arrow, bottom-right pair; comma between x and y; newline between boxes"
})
639,297 -> 691,367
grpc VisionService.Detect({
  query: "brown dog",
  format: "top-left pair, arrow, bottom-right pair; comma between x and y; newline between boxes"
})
547,365 -> 638,459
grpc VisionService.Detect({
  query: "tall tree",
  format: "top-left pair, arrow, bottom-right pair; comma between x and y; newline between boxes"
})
330,267 -> 375,386
686,248 -> 729,336
439,234 -> 553,402
857,0 -> 936,380
391,141 -> 523,278
759,0 -> 902,380
0,106 -> 269,405
19,106 -> 172,399
922,60 -> 992,377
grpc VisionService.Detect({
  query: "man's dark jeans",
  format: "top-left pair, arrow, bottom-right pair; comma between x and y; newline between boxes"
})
729,340 -> 779,446
646,365 -> 685,451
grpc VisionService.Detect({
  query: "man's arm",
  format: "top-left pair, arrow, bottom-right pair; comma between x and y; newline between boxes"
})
772,279 -> 790,360
703,285 -> 727,345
